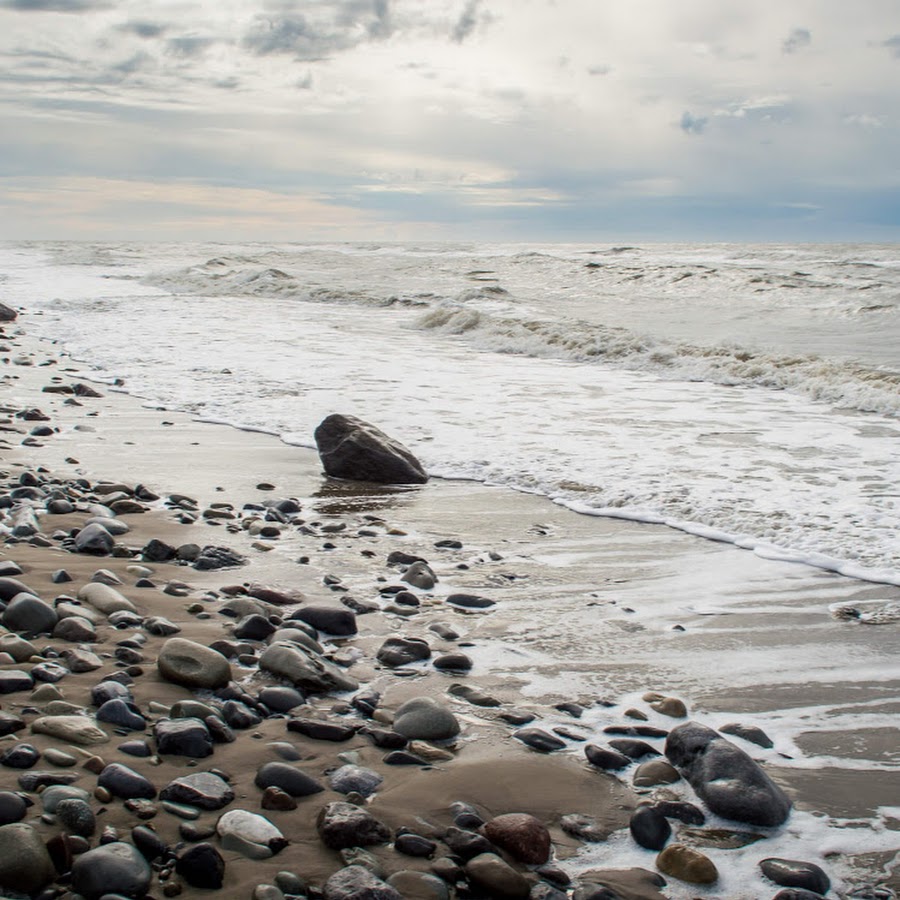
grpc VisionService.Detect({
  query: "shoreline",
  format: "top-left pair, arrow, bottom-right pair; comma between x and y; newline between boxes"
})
0,318 -> 899,899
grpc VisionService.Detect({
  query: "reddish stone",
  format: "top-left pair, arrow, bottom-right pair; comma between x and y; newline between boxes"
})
482,812 -> 551,865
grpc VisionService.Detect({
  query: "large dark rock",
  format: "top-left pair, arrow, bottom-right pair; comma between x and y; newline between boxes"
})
314,414 -> 427,485
665,722 -> 792,827
0,302 -> 17,322
759,858 -> 831,895
316,801 -> 391,850
71,841 -> 152,899
0,823 -> 56,893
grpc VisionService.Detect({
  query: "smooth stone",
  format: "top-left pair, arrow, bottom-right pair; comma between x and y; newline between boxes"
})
395,832 -> 438,857
77,581 -> 137,614
91,680 -> 132,707
442,826 -> 495,860
446,592 -> 495,609
649,696 -> 687,718
20,769 -> 79,791
393,697 -> 460,741
175,842 -> 226,889
0,823 -> 57,893
40,784 -> 91,813
258,685 -> 305,713
157,637 -> 232,689
73,522 -> 115,554
465,852 -> 531,899
119,739 -> 153,758
513,728 -> 566,753
233,613 -> 276,641
71,841 -> 152,899
261,786 -> 298,811
720,722 -> 775,749
131,823 -> 168,861
1,592 -> 58,636
377,636 -> 431,668
633,759 -> 681,787
143,615 -> 180,636
607,738 -> 660,759
98,763 -> 157,800
584,743 -> 633,771
255,761 -> 324,797
629,806 -> 671,850
0,633 -> 36,662
154,717 -> 213,758
317,801 -> 392,850
387,870 -> 450,900
55,797 -> 96,836
0,670 -> 34,694
759,858 -> 831,895
287,717 -> 356,742
290,605 -> 358,636
160,771 -> 235,810
651,800 -> 706,825
258,641 -> 359,694
401,561 -> 437,590
96,698 -> 146,731
665,722 -> 792,827
433,652 -> 473,672
324,864 -> 402,900
170,699 -> 218,720
328,764 -> 384,797
31,660 -> 69,683
0,791 -> 28,825
217,809 -> 287,859
482,812 -> 552,864
656,843 -> 719,885
53,615 -> 97,642
0,742 -> 39,768
31,715 -> 109,745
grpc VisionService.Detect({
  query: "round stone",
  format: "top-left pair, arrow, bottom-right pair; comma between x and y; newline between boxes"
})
255,761 -> 324,797
70,841 -> 152,899
656,843 -> 719,885
392,697 -> 460,741
0,823 -> 56,893
217,809 -> 287,859
157,638 -> 232,689
482,813 -> 552,865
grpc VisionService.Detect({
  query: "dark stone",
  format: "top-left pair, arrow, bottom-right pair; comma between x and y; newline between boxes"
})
222,699 -> 262,729
482,812 -> 551,864
56,797 -> 96,837
720,722 -> 775,749
442,826 -> 495,860
603,725 -> 669,738
233,613 -> 276,641
70,841 -> 152,899
98,763 -> 157,800
383,750 -> 430,766
131,824 -> 168,861
376,636 -> 431,668
1,592 -> 58,637
192,545 -> 247,570
560,814 -> 608,843
314,413 -> 428,484
255,761 -> 324,797
351,688 -> 381,717
176,842 -> 225,889
394,831 -> 437,857
287,717 -> 357,742
759,858 -> 830,895
290,605 -> 358,636
258,685 -> 305,713
652,799 -> 706,825
629,806 -> 670,850
0,791 -> 28,825
118,739 -> 152,758
393,697 -> 459,741
141,539 -> 177,562
0,742 -> 39,768
513,728 -> 566,753
665,722 -> 792,827
0,710 -> 26,739
607,738 -> 659,759
91,680 -> 133,707
316,801 -> 392,849
96,698 -> 146,731
446,592 -> 495,609
73,522 -> 115,555
154,718 -> 213,758
584,744 -> 631,771
364,728 -> 408,749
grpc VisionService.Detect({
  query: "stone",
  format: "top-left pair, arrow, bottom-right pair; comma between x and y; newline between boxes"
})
656,843 -> 718,884
513,728 -> 566,753
160,771 -> 235,810
651,800 -> 705,825
131,824 -> 168,861
442,826 -> 494,860
96,698 -> 146,731
255,761 -> 324,797
0,742 -> 38,767
31,715 -> 109,745
560,814 -> 608,843
629,806 -> 671,850
290,605 -> 358,636
0,791 -> 28,825
98,762 -> 157,800
143,615 -> 180,636
73,522 -> 115,554
433,652 -> 473,672
175,842 -> 226,889
0,711 -> 25,738
55,797 -> 96,836
157,637 -> 232,689
0,823 -> 56,893
154,717 -> 213,758
1,592 -> 58,636
77,582 -> 137,615
258,685 -> 305,713
91,680 -> 132,706
0,670 -> 34,694
317,801 -> 392,849
53,615 -> 97,642
0,633 -> 36,662
393,697 -> 460,741
720,722 -> 775,749
648,696 -> 687,718
40,784 -> 91,813
665,722 -> 792,827
261,787 -> 297,811
607,738 -> 659,759
0,302 -> 17,321
315,413 -> 428,484
233,613 -> 276,641
377,636 -> 432,668
387,870 -> 450,900
286,716 -> 355,742
584,743 -> 632,771
328,765 -> 384,798
633,759 -> 680,787
258,640 -> 359,694
395,832 -> 437,857
759,858 -> 831,895
483,813 -> 552,864
465,852 -> 531,899
401,561 -> 437,590
217,809 -> 288,859
446,592 -> 495,609
323,865 -> 402,900
71,841 -> 152,899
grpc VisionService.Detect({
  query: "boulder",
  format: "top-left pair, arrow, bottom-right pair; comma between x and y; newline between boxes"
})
157,637 -> 232,689
2,592 -> 58,636
258,640 -> 358,694
70,841 -> 152,899
154,717 -> 213,758
77,582 -> 137,615
393,697 -> 459,741
0,823 -> 56,893
73,522 -> 116,555
482,813 -> 551,864
314,414 -> 428,484
317,801 -> 391,850
665,722 -> 792,827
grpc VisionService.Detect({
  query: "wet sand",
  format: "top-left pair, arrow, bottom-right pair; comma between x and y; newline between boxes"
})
1,319 -> 899,899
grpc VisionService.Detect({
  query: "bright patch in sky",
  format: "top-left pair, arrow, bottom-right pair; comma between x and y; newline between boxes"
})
1,0 -> 898,240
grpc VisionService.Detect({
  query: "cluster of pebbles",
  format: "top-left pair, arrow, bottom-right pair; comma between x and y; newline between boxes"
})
0,323 -> 884,900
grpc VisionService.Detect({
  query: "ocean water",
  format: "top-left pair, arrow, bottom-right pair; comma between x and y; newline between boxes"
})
1,239 -> 897,586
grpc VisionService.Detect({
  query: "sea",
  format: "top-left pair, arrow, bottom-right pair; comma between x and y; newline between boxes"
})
1,240 -> 897,585
1,240 -> 899,896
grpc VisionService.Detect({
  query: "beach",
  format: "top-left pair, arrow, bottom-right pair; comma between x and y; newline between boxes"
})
0,307 -> 898,900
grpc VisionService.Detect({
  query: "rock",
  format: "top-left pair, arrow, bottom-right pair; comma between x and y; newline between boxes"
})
290,605 -> 358,636
0,302 -> 17,321
157,637 -> 232,689
651,800 -> 705,825
0,633 -> 36,662
633,759 -> 680,787
759,858 -> 831,895
317,801 -> 391,849
665,722 -> 792,827
91,680 -> 132,706
559,814 -> 608,843
71,841 -> 152,899
0,670 -> 34,694
142,538 -> 177,562
433,652 -> 473,672
573,869 -> 667,900
442,826 -> 494,860
258,686 -> 305,713
175,842 -> 226,889
131,824 -> 168,861
160,772 -> 235,810
607,738 -> 659,759
233,613 -> 276,641
1,592 -> 58,636
720,722 -> 775,749
53,615 -> 97,642
387,870 -> 449,900
143,615 -> 180,636
482,813 -> 551,864
393,697 -> 460,741
377,636 -> 431,668
0,791 -> 27,825
0,823 -> 57,893
98,762 -> 157,800
328,765 -> 384,798
656,843 -> 718,884
55,797 -> 96,836
395,832 -> 437,857
465,852 -> 531,899
0,712 -> 25,738
193,545 -> 247,570
447,683 -> 500,707
31,715 -> 109,745
446,592 -> 495,609
255,761 -> 324,797
258,640 -> 359,694
217,809 -> 288,859
324,865 -> 402,900
77,582 -> 137,615
40,784 -> 91,812
629,806 -> 670,850
401,561 -> 437,590
648,696 -> 687,718
74,522 -> 116,554
314,413 -> 428,484
0,742 -> 39,767
96,698 -> 146,731
513,728 -> 566,753
261,787 -> 297,811
584,743 -> 632,771
154,717 -> 213,758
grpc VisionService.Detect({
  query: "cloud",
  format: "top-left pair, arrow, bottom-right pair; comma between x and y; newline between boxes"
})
782,27 -> 811,54
166,35 -> 215,58
451,0 -> 481,43
587,64 -> 612,76
884,35 -> 900,58
680,111 -> 708,135
0,0 -> 109,9
118,21 -> 167,40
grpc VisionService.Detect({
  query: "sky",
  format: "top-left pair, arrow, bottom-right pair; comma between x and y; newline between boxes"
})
1,0 -> 899,242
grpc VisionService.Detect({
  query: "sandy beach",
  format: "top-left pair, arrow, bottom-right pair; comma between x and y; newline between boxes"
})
1,314 -> 899,900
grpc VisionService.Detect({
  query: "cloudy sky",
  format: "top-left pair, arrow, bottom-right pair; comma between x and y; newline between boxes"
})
1,0 -> 899,241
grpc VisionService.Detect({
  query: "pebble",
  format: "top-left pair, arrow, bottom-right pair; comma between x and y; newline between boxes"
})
513,728 -> 566,753
393,697 -> 460,741
759,858 -> 831,895
255,761 -> 324,797
482,812 -> 551,864
656,843 -> 719,884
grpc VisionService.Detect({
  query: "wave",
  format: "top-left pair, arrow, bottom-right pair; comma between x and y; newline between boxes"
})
414,302 -> 900,418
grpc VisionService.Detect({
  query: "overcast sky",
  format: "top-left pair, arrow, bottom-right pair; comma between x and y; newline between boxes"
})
1,0 -> 899,241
